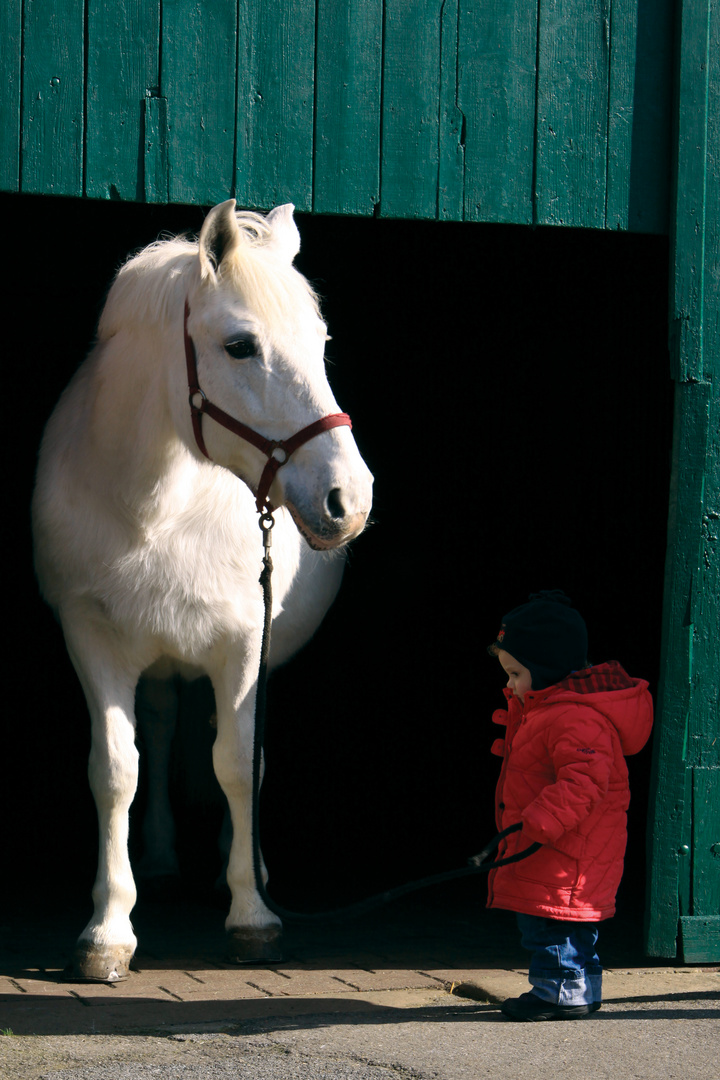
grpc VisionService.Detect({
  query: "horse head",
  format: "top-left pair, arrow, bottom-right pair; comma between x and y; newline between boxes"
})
182,200 -> 373,549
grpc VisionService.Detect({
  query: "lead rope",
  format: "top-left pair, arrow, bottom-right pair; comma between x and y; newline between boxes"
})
250,510 -> 541,924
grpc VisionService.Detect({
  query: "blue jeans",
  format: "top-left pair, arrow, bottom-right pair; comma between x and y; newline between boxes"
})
516,914 -> 602,1006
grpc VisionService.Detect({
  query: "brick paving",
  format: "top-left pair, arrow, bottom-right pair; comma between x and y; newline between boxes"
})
2,880 -> 716,1038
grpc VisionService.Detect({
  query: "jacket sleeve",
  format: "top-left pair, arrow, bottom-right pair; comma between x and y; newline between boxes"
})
520,708 -> 615,846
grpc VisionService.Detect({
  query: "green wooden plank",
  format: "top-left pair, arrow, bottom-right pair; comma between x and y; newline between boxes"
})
677,766 -> 693,919
21,0 -> 84,196
86,0 -> 160,202
144,94 -> 169,203
675,0 -> 719,766
606,0 -> 673,234
236,0 -> 315,211
647,0 -> 719,959
535,0 -> 610,228
699,5 -> 720,751
670,0 -> 718,775
313,0 -> 382,216
680,916 -> 720,964
692,769 -> 720,918
437,0 -> 464,221
163,0 -> 237,206
670,0 -> 712,382
687,378 -> 719,771
381,0 -> 442,219
645,382 -> 712,957
0,0 -> 22,192
691,465 -> 720,770
707,2 -> 720,375
459,0 -> 537,225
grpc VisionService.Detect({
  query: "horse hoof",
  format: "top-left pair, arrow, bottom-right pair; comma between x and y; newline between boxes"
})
71,943 -> 134,982
226,926 -> 283,965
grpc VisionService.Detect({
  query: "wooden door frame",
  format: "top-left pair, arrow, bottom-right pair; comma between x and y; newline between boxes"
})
645,0 -> 719,962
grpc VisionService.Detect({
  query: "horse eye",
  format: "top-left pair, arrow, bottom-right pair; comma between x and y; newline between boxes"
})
224,337 -> 257,361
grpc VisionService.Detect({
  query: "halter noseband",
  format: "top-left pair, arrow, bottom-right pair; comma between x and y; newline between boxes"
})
183,300 -> 352,513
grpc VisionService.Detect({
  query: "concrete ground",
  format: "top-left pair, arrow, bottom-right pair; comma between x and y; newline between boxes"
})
1,880 -> 718,1079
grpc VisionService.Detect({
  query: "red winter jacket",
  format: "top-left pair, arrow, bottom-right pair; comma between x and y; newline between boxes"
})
487,661 -> 653,922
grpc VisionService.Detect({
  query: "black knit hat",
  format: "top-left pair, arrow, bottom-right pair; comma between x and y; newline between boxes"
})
487,590 -> 589,690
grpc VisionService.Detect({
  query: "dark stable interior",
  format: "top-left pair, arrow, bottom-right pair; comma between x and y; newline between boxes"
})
6,193 -> 672,932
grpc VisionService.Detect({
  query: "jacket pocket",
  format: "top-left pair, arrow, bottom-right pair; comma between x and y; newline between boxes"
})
514,845 -> 578,889
551,830 -> 587,861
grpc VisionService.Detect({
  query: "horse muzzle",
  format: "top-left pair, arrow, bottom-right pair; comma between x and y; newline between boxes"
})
283,470 -> 372,550
285,497 -> 370,550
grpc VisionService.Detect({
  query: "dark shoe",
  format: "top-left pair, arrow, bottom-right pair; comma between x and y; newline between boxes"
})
500,992 -> 593,1021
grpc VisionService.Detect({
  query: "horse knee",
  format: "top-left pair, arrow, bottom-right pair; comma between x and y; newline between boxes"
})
88,733 -> 139,809
212,742 -> 252,797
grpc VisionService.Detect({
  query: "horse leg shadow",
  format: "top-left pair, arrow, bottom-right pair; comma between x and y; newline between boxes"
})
135,674 -> 182,890
135,673 -> 232,901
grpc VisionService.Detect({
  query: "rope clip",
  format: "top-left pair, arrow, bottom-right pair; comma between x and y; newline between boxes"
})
259,507 -> 275,551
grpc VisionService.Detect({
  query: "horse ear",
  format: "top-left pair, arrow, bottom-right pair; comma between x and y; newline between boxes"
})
265,204 -> 301,262
199,199 -> 240,279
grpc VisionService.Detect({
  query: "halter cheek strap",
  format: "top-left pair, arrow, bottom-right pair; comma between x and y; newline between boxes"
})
183,300 -> 352,513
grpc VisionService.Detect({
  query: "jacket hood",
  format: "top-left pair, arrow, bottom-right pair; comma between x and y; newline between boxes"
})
507,660 -> 653,756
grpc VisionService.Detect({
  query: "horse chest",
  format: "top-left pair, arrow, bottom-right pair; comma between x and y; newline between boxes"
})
107,508 -> 303,656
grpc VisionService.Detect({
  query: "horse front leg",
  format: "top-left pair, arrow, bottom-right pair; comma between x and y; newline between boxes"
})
209,659 -> 282,963
62,611 -> 142,981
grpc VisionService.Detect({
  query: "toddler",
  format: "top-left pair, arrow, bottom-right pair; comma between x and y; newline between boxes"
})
487,590 -> 653,1021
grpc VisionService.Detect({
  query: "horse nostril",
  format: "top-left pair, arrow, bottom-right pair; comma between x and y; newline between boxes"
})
326,488 -> 346,520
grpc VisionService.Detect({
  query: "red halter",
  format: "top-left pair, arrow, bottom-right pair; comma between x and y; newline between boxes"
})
183,301 -> 352,513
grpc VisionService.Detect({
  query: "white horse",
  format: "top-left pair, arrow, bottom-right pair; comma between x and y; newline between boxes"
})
31,200 -> 373,982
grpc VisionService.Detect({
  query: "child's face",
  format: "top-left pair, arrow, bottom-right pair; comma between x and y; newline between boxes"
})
497,650 -> 533,703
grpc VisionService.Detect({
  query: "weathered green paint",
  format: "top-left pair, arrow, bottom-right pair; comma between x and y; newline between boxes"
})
679,917 -> 720,964
677,766 -> 694,922
0,0 -> 22,193
606,0 -> 674,233
646,0 -> 719,963
535,0 -> 610,228
692,770 -> 720,916
165,0 -> 237,206
459,0 -> 537,225
86,0 -> 160,202
3,0 -> 676,230
21,0 -> 84,196
236,0 -> 315,211
314,0 -> 382,216
437,0 -> 464,221
381,1 -> 443,219
144,94 -> 169,204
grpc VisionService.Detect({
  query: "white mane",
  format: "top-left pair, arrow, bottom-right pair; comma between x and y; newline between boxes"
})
98,210 -> 321,342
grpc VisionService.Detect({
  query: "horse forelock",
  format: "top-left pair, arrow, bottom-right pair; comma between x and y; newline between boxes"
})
98,211 -> 321,343
216,212 -> 322,328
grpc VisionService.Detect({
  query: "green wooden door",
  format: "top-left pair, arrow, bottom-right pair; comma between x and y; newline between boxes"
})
645,0 -> 720,964
2,0 -> 673,230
